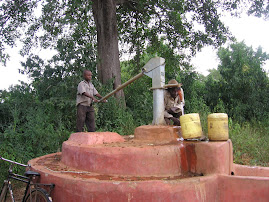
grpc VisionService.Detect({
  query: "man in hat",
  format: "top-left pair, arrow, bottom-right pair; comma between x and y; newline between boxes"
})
164,79 -> 185,126
76,70 -> 106,132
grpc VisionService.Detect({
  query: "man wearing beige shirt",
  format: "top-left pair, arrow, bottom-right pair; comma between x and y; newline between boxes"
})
164,79 -> 184,126
76,70 -> 105,132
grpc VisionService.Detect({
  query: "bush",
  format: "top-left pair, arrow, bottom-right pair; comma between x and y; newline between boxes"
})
229,119 -> 269,166
0,86 -> 71,181
96,97 -> 137,135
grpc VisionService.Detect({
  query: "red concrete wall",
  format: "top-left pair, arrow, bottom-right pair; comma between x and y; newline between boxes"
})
134,125 -> 180,142
218,175 -> 269,201
28,131 -> 269,201
194,140 -> 233,175
30,161 -> 269,202
67,132 -> 125,145
180,140 -> 233,175
233,164 -> 269,177
62,142 -> 182,177
29,156 -> 219,202
62,132 -> 234,177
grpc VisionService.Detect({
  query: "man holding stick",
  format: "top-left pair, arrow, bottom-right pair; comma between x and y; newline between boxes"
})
76,70 -> 106,132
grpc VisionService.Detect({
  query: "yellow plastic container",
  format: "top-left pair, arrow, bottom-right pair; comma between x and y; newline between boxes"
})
180,113 -> 203,139
208,113 -> 229,141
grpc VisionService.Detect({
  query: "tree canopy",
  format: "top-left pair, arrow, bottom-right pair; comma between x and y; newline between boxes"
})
1,0 -> 268,97
217,42 -> 269,121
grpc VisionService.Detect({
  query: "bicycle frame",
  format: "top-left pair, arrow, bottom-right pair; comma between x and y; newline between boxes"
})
0,157 -> 30,202
0,156 -> 55,202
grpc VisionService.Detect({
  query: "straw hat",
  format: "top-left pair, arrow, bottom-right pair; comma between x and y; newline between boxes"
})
164,79 -> 182,88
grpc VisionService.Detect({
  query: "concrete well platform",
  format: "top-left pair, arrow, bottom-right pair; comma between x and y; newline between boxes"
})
29,125 -> 269,201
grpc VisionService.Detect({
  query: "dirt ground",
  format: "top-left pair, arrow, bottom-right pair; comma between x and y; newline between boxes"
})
4,181 -> 26,201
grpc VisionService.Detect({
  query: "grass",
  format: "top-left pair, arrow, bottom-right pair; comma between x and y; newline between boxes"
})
229,119 -> 269,167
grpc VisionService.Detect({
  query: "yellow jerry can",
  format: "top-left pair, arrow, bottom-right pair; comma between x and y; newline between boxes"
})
208,113 -> 229,141
180,113 -> 203,139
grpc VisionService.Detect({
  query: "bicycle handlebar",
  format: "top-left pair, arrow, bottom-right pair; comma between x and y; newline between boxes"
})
0,156 -> 29,167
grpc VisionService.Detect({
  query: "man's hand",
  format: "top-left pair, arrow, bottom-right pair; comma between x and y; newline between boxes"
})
101,99 -> 108,103
171,117 -> 180,126
92,97 -> 99,103
82,92 -> 99,103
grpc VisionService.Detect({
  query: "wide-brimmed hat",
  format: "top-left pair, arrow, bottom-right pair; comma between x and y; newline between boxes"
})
164,79 -> 182,88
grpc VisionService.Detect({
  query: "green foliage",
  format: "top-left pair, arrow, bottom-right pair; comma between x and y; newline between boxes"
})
123,76 -> 153,126
96,97 -> 136,136
121,56 -> 154,125
0,83 -> 71,180
229,119 -> 269,166
2,0 -> 265,84
204,75 -> 222,112
247,0 -> 269,19
0,0 -> 38,63
217,42 -> 269,121
1,0 -> 267,65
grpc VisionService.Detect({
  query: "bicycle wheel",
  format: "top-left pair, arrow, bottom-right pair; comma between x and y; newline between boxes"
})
0,183 -> 8,202
25,188 -> 52,202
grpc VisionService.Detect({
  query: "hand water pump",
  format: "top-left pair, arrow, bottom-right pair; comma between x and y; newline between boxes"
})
99,57 -> 166,125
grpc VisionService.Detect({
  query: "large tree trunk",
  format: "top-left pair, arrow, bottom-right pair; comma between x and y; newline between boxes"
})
92,0 -> 124,100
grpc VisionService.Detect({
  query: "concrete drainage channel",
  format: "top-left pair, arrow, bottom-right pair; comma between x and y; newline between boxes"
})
29,125 -> 269,202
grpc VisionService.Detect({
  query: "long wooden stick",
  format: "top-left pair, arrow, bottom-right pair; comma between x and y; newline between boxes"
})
99,72 -> 144,102
99,57 -> 165,102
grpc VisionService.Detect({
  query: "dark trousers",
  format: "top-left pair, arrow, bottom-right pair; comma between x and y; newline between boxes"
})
76,104 -> 95,132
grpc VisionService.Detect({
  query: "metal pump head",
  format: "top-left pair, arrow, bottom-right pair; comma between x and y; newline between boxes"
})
142,57 -> 165,74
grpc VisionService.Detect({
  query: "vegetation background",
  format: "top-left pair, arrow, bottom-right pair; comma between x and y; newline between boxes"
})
0,0 -> 268,181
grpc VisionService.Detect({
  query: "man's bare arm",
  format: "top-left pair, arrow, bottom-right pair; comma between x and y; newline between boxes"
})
96,93 -> 107,103
82,92 -> 99,102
